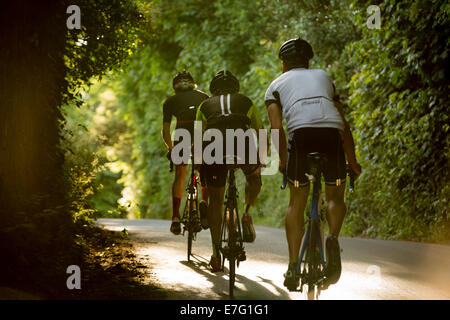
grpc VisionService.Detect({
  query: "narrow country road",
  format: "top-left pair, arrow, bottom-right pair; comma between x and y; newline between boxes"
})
97,219 -> 450,300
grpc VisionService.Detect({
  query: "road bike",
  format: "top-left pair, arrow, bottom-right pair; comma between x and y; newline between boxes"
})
281,152 -> 355,299
170,157 -> 202,262
220,166 -> 246,299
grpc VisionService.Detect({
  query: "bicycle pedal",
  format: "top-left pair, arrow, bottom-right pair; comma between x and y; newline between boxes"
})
286,286 -> 301,292
221,246 -> 230,259
193,223 -> 202,233
237,251 -> 246,262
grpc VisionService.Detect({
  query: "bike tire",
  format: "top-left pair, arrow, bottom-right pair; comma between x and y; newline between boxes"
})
229,256 -> 236,298
305,284 -> 320,300
305,220 -> 321,300
187,224 -> 193,262
308,219 -> 320,286
187,200 -> 193,262
228,209 -> 236,298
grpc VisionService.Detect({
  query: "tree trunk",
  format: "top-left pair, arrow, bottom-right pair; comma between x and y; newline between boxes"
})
0,0 -> 67,215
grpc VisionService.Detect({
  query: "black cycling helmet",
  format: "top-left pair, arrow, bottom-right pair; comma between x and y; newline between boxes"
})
209,70 -> 240,95
173,71 -> 195,91
278,37 -> 314,62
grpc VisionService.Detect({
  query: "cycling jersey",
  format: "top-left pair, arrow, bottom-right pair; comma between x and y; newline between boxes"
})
163,89 -> 209,135
196,93 -> 263,187
196,93 -> 263,132
264,68 -> 344,134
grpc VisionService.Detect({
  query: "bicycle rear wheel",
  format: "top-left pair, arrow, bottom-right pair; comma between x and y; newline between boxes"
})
228,209 -> 236,298
186,200 -> 194,262
187,225 -> 193,262
229,256 -> 235,298
306,218 -> 321,298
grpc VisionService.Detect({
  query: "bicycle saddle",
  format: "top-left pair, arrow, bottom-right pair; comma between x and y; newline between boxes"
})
223,154 -> 245,169
307,152 -> 327,162
306,153 -> 327,180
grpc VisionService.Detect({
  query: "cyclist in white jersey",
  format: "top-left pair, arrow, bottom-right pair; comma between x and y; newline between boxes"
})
265,37 -> 362,290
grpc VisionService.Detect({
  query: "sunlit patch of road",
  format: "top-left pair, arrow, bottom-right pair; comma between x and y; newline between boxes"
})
97,219 -> 450,300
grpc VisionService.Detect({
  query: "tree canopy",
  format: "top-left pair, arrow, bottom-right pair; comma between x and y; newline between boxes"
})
93,0 -> 448,241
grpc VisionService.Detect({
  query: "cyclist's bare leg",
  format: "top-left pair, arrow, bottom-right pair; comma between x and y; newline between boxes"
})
196,165 -> 209,202
244,168 -> 262,207
171,164 -> 187,219
242,168 -> 262,242
207,186 -> 225,255
173,164 -> 187,198
286,184 -> 309,262
324,184 -> 346,237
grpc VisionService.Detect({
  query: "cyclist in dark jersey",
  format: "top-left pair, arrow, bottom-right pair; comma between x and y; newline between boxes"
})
162,71 -> 209,235
195,70 -> 263,272
265,38 -> 362,289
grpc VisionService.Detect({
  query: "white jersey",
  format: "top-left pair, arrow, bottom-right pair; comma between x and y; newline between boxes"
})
265,68 -> 344,134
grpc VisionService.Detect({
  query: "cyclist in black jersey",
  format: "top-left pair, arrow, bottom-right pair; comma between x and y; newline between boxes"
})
162,71 -> 209,235
195,70 -> 264,272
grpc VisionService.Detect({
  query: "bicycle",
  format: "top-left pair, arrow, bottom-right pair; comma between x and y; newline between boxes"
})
169,156 -> 202,262
281,152 -> 355,299
219,166 -> 246,299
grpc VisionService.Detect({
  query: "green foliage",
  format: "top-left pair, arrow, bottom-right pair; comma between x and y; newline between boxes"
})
115,0 -> 359,220
64,0 -> 150,105
62,79 -> 132,220
87,0 -> 448,242
341,0 -> 450,241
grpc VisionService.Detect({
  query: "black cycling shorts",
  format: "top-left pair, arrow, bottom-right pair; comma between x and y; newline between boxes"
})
203,163 -> 260,188
287,127 -> 346,187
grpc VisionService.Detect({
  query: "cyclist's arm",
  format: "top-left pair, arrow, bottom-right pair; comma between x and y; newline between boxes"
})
334,99 -> 361,178
162,122 -> 173,151
162,101 -> 173,150
267,102 -> 287,173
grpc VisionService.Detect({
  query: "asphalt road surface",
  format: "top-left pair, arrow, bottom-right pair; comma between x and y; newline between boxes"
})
97,218 -> 450,300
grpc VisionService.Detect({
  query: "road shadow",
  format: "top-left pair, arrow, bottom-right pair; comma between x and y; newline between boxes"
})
180,254 -> 291,300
